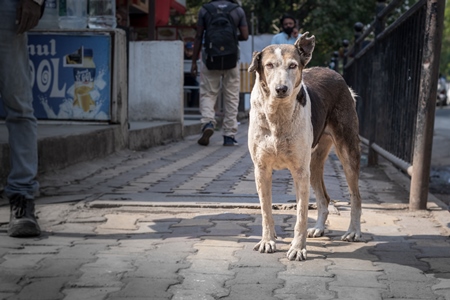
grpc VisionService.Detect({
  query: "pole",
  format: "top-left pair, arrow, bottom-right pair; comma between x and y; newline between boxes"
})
251,11 -> 255,54
148,0 -> 156,40
354,22 -> 364,55
368,0 -> 387,167
409,0 -> 444,210
342,39 -> 349,74
374,0 -> 387,35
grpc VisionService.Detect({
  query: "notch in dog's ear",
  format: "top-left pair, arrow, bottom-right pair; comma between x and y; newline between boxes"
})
295,31 -> 315,66
248,51 -> 261,73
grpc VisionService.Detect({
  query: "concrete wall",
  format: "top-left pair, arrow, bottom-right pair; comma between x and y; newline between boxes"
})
129,41 -> 184,123
239,34 -> 274,63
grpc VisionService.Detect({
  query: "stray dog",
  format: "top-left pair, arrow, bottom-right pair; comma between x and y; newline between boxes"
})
248,32 -> 362,261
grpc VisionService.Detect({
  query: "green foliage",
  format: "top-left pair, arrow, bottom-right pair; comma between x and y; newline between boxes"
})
182,0 -> 447,69
182,0 -> 376,66
292,1 -> 375,66
440,0 -> 450,77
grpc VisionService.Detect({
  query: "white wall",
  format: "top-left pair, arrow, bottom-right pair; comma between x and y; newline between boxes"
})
129,40 -> 184,122
239,34 -> 274,64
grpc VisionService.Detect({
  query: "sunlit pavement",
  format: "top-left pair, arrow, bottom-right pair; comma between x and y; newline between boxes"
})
0,121 -> 449,300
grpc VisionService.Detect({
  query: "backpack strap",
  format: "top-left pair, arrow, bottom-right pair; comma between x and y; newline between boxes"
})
223,3 -> 239,14
203,2 -> 239,16
202,3 -> 216,16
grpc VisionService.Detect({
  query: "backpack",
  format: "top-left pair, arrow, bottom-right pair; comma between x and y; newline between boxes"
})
203,2 -> 239,70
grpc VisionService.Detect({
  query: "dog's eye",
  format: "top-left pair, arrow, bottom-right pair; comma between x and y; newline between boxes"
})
289,63 -> 297,69
265,63 -> 274,69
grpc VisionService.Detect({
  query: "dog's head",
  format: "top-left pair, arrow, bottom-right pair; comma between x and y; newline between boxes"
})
248,32 -> 315,99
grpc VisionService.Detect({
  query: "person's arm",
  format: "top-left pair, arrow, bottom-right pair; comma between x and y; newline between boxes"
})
238,25 -> 249,41
191,25 -> 204,77
16,0 -> 43,34
236,7 -> 248,41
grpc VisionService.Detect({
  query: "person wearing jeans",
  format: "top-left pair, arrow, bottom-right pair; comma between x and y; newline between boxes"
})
0,0 -> 44,237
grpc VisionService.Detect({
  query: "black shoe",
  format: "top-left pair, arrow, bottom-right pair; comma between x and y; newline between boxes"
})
223,135 -> 238,146
8,195 -> 41,238
198,122 -> 214,146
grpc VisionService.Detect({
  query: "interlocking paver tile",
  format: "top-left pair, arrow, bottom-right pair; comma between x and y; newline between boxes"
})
110,278 -> 179,299
97,214 -> 142,230
63,287 -> 122,300
329,286 -> 382,300
1,121 -> 448,299
275,276 -> 335,299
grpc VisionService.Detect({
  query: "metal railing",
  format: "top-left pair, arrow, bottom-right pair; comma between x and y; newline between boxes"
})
240,62 -> 255,93
343,0 -> 445,209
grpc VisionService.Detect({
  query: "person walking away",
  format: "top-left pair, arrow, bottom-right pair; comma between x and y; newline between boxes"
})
271,13 -> 300,45
191,0 -> 249,146
1,0 -> 44,237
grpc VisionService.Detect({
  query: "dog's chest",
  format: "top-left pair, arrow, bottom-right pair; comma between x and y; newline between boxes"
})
250,118 -> 312,168
257,128 -> 304,149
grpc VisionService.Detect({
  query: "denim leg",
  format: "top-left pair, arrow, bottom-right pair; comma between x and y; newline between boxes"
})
0,1 -> 39,200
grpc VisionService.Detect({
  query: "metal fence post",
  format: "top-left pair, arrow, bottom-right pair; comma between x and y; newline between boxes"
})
368,0 -> 388,166
329,51 -> 339,72
354,22 -> 364,55
409,0 -> 445,210
375,0 -> 387,34
342,39 -> 349,75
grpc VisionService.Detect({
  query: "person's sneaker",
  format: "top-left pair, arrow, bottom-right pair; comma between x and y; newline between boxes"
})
223,135 -> 238,146
8,195 -> 41,238
198,122 -> 214,146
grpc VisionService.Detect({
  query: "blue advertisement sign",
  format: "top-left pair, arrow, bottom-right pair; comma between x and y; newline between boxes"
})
0,32 -> 111,121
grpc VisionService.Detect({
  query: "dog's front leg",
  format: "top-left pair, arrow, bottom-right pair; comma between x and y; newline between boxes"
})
253,165 -> 277,253
342,190 -> 362,241
287,169 -> 310,261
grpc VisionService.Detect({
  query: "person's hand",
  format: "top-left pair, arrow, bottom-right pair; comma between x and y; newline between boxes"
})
191,60 -> 198,78
16,0 -> 42,34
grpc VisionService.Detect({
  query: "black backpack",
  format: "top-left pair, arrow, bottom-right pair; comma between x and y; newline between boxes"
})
203,2 -> 239,70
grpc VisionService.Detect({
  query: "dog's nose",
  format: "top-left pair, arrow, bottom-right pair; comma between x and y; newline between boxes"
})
275,85 -> 288,96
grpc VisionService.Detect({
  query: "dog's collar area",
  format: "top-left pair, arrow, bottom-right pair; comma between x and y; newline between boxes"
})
296,85 -> 307,107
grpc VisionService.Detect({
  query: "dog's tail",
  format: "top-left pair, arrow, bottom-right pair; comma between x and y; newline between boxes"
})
348,87 -> 358,103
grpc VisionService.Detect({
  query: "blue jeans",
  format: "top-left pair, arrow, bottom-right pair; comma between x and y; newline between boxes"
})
0,0 -> 39,200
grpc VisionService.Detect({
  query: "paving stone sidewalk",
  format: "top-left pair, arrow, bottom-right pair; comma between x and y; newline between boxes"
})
0,121 -> 449,300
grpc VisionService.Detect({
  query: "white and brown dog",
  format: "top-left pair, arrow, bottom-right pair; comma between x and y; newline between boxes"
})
248,32 -> 362,261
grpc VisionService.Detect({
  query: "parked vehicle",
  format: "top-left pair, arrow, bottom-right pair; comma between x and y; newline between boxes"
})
437,76 -> 448,107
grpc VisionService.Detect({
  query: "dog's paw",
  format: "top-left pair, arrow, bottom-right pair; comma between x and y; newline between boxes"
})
307,226 -> 325,238
341,231 -> 362,242
253,240 -> 276,253
286,246 -> 307,261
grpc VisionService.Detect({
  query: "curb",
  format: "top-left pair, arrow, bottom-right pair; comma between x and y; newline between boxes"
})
381,161 -> 450,236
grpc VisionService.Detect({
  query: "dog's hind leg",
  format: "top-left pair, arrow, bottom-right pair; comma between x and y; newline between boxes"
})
333,134 -> 362,242
308,134 -> 333,238
253,164 -> 277,253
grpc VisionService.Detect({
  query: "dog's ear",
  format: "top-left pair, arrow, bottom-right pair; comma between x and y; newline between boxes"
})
248,51 -> 261,73
295,32 -> 315,66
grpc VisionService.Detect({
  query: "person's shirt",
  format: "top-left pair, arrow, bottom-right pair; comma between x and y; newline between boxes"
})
197,1 -> 247,35
271,32 -> 299,45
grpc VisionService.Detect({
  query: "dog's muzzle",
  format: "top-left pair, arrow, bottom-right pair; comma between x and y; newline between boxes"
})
275,85 -> 289,97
